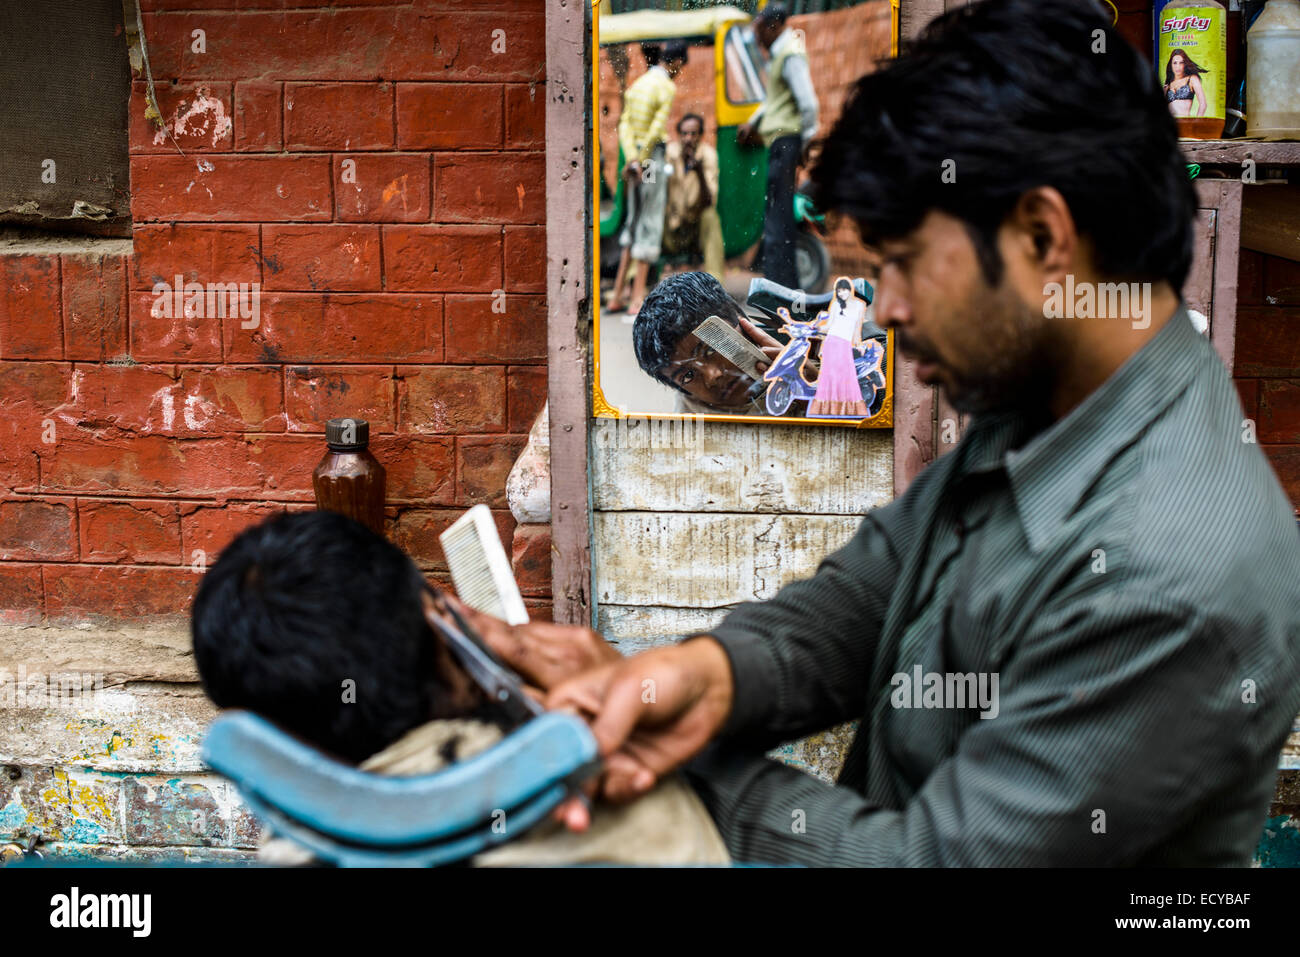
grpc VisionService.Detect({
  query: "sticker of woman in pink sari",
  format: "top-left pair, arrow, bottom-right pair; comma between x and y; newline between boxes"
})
807,276 -> 871,418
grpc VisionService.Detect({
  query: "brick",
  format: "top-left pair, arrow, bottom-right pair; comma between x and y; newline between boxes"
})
334,154 -> 431,223
396,83 -> 502,149
131,224 -> 262,290
383,225 -> 501,292
1235,307 -> 1300,378
129,81 -> 234,153
1236,378 -> 1259,420
523,599 -> 552,622
0,255 -> 62,359
1260,380 -> 1300,444
0,768 -> 121,845
131,155 -> 332,222
225,294 -> 443,363
0,564 -> 42,624
0,499 -> 77,562
0,423 -> 41,495
40,434 -> 318,500
1263,445 -> 1300,513
79,500 -> 182,565
142,9 -> 543,82
372,436 -> 457,504
123,774 -> 228,846
177,366 -> 285,433
505,83 -> 544,148
45,565 -> 201,620
61,364 -> 179,433
262,225 -> 382,292
390,506 -> 513,572
61,253 -> 128,361
503,225 -> 545,293
398,366 -> 506,434
445,294 -> 547,363
508,366 -> 547,434
235,81 -> 282,151
285,366 -> 395,432
285,82 -> 394,150
1239,249 -> 1264,307
181,502 -> 304,564
511,522 -> 551,597
129,290 -> 223,361
0,361 -> 73,415
435,152 -> 545,224
457,435 -> 526,507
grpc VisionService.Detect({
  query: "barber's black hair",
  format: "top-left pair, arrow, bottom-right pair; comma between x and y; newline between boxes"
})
191,510 -> 490,764
641,42 -> 662,66
756,3 -> 789,25
677,112 -> 706,134
632,271 -> 746,392
661,39 -> 689,65
810,0 -> 1196,290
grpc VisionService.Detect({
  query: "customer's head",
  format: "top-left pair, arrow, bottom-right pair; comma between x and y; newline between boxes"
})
191,511 -> 491,764
632,271 -> 757,410
810,0 -> 1196,414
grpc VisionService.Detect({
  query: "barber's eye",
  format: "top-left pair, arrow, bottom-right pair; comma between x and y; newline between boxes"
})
702,346 -> 714,359
680,370 -> 694,384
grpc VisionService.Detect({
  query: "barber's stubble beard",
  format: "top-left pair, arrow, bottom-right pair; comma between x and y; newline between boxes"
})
927,280 -> 1061,417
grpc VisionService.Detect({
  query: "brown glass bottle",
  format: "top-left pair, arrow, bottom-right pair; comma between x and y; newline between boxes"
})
312,418 -> 386,536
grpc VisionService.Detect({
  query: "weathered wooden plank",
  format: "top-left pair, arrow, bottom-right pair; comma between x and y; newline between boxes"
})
591,418 -> 892,514
593,511 -> 864,608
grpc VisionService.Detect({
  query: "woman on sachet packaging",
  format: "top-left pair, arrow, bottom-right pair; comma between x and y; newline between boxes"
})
807,276 -> 870,418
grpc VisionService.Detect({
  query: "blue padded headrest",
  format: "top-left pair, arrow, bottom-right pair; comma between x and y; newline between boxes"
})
202,710 -> 599,848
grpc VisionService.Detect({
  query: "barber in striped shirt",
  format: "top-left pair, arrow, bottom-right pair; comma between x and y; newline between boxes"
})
480,0 -> 1300,867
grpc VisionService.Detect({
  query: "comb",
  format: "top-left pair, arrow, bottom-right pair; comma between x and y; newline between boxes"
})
692,315 -> 770,381
439,504 -> 529,626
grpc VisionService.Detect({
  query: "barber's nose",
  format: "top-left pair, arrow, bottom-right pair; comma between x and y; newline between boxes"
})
874,281 -> 911,331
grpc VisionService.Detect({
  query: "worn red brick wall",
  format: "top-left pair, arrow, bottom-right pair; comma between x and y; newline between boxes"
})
1235,249 -> 1300,515
0,0 -> 550,623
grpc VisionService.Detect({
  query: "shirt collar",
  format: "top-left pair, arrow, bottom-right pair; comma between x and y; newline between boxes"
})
963,303 -> 1204,551
769,28 -> 794,56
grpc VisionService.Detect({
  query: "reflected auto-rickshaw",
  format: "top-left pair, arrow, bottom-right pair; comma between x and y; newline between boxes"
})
598,6 -> 832,293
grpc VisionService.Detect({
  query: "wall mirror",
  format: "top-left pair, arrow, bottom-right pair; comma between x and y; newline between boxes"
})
592,0 -> 899,427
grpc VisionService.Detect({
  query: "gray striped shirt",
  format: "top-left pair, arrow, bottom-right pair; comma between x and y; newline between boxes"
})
686,305 -> 1300,866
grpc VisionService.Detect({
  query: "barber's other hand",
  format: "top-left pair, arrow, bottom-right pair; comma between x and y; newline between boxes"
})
545,638 -> 735,805
443,595 -> 623,692
736,122 -> 759,147
738,314 -> 783,375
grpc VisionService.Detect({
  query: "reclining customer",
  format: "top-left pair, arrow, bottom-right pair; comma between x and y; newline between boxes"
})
190,510 -> 727,866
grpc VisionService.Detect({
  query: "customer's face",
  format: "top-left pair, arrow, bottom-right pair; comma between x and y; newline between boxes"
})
679,118 -> 703,151
869,210 -> 1057,414
661,331 -> 757,409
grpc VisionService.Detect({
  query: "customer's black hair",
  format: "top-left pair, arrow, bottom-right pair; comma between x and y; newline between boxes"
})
810,0 -> 1197,290
662,39 -> 689,65
677,112 -> 706,133
191,510 -> 492,764
632,271 -> 746,391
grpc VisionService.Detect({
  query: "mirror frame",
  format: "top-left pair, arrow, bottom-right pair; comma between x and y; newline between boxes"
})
590,1 -> 900,430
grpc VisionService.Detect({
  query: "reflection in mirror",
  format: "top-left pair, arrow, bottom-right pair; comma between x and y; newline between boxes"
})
594,0 -> 899,426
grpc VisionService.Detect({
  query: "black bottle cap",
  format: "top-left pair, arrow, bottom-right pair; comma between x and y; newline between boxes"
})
325,417 -> 370,452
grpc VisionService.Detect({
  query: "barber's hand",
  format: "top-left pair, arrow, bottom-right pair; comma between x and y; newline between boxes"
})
738,314 -> 783,375
443,594 -> 623,693
623,160 -> 642,181
736,122 -> 759,147
546,638 -> 735,808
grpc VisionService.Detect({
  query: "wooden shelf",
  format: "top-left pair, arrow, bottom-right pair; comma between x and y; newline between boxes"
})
1182,140 -> 1300,166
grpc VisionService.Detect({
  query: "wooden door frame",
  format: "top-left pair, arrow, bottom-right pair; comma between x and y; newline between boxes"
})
545,0 -> 594,627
